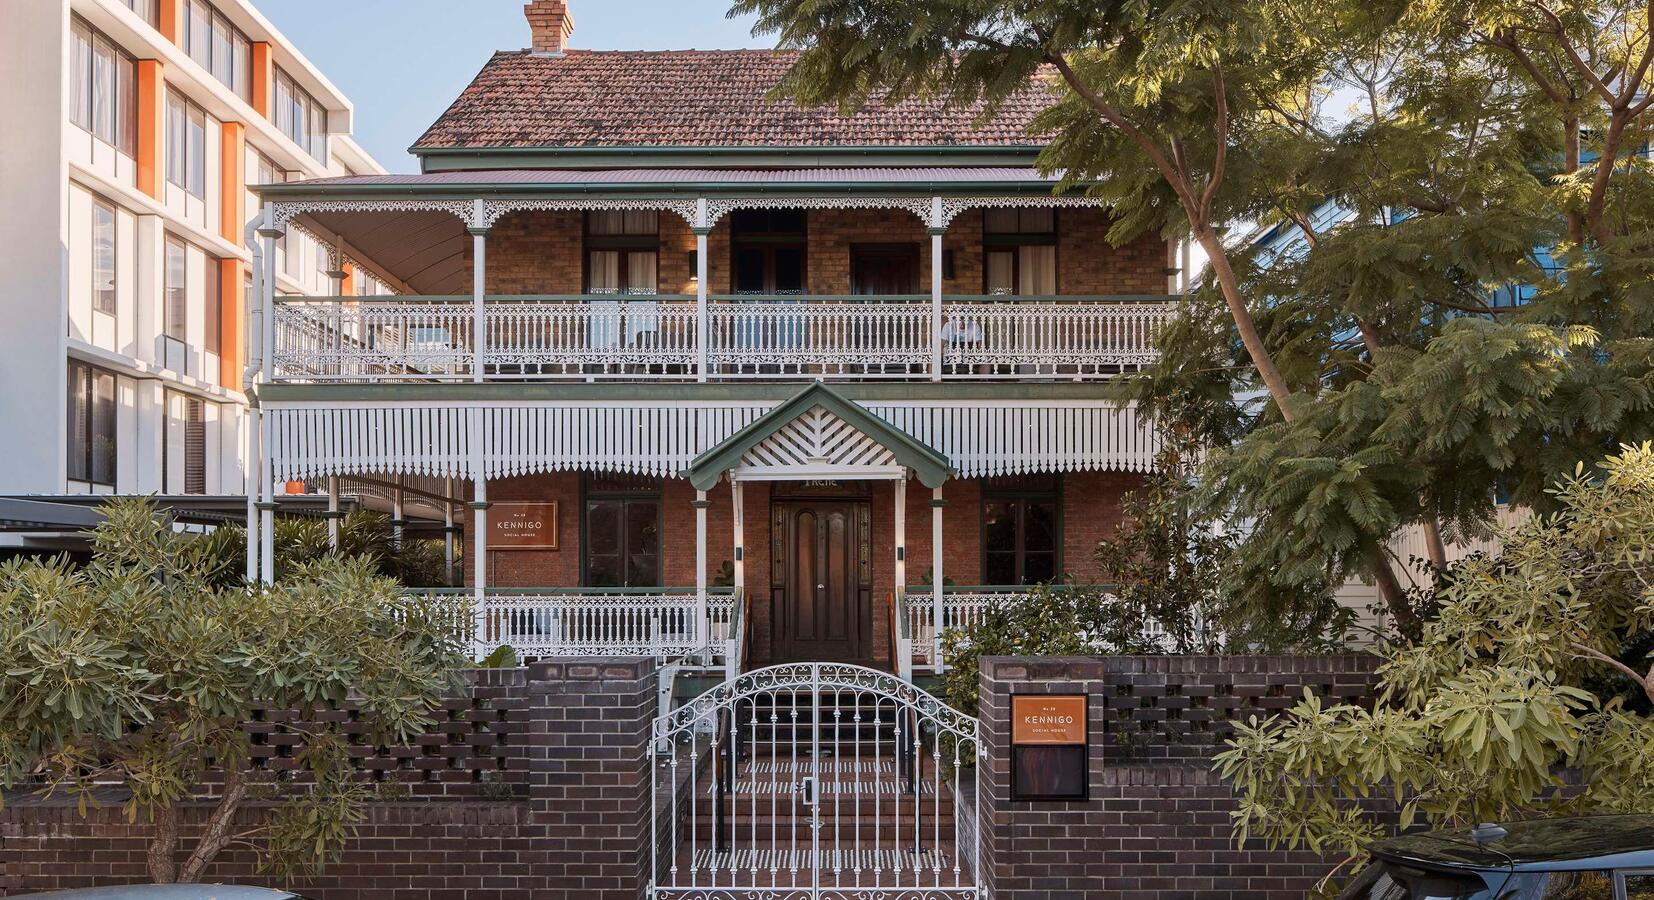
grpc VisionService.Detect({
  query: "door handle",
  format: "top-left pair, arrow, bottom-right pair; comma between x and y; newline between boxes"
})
817,583 -> 825,590
800,775 -> 815,807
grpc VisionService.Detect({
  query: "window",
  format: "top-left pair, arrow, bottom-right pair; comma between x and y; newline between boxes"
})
70,17 -> 138,155
1623,873 -> 1654,900
1335,862 -> 1494,899
166,91 -> 208,198
93,199 -> 117,315
583,474 -> 662,587
204,258 -> 221,355
182,0 -> 251,101
982,474 -> 1061,586
164,237 -> 188,341
1535,871 -> 1615,899
67,362 -> 117,486
119,0 -> 158,27
274,68 -> 328,162
585,211 -> 659,295
164,391 -> 206,495
731,209 -> 807,295
984,208 -> 1057,295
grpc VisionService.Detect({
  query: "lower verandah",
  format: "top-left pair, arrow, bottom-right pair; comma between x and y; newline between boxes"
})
455,469 -> 1142,670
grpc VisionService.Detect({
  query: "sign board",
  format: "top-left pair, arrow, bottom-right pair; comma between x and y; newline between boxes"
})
1010,694 -> 1088,801
487,502 -> 559,550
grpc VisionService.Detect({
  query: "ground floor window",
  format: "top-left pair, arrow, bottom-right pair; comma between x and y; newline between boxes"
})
982,474 -> 1061,585
163,390 -> 206,495
583,473 -> 662,587
67,361 -> 116,486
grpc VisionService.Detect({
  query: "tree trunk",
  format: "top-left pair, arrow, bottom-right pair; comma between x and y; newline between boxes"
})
147,802 -> 180,883
178,767 -> 250,883
1365,543 -> 1417,640
1420,516 -> 1449,572
1194,228 -> 1297,421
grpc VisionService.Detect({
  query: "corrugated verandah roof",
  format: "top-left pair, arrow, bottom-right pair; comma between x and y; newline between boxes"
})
412,49 -> 1056,151
261,167 -> 1068,192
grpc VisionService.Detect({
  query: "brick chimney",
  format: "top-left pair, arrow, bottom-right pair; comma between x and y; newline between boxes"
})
525,0 -> 575,55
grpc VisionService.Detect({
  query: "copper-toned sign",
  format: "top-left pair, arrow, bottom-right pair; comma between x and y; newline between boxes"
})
1010,694 -> 1089,801
1011,695 -> 1087,745
487,502 -> 559,550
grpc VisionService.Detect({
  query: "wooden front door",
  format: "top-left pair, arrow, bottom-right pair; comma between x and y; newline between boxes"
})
773,500 -> 872,663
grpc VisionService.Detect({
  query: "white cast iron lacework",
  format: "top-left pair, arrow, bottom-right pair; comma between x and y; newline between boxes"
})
705,196 -> 935,227
740,406 -> 899,470
935,194 -> 1110,228
270,199 -> 475,229
480,198 -> 700,229
650,663 -> 983,900
262,401 -> 1163,482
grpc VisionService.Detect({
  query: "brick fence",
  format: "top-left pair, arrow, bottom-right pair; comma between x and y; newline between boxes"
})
977,655 -> 1382,900
1,654 -> 1379,899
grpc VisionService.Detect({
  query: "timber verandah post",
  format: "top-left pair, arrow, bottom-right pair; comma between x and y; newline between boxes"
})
930,196 -> 945,382
695,197 -> 710,382
469,199 -> 488,383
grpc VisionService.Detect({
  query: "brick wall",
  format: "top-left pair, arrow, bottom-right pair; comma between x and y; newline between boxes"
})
0,660 -> 656,900
477,208 -> 1164,297
977,655 -> 1383,899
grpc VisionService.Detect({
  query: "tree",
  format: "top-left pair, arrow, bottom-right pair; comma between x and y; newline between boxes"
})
1215,445 -> 1654,888
0,500 -> 466,883
730,0 -> 1654,635
218,511 -> 450,588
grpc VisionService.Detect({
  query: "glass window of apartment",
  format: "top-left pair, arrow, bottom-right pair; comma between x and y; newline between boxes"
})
67,361 -> 117,486
71,17 -> 138,155
183,0 -> 252,101
274,68 -> 328,162
204,259 -> 221,355
982,474 -> 1061,585
120,0 -> 158,27
983,208 -> 1057,295
164,237 -> 188,342
165,91 -> 208,198
164,391 -> 207,495
584,474 -> 662,587
585,211 -> 659,294
93,199 -> 117,315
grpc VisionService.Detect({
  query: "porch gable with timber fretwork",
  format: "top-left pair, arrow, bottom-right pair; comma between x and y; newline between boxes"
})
685,383 -> 950,490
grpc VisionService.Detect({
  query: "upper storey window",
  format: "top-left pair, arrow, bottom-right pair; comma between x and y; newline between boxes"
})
165,90 -> 208,198
274,68 -> 328,163
183,0 -> 252,102
70,17 -> 138,156
984,208 -> 1057,295
119,0 -> 159,27
585,211 -> 659,295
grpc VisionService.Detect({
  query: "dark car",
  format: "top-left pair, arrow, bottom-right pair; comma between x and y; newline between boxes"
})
1341,816 -> 1654,899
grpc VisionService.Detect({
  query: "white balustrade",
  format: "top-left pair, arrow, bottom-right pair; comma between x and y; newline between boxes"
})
412,590 -> 727,659
272,295 -> 1175,383
707,298 -> 932,378
939,299 -> 1174,377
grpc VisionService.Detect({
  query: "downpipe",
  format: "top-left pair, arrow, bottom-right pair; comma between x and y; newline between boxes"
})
243,211 -> 266,584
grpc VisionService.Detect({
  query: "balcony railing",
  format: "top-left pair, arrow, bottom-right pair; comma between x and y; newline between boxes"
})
414,586 -> 735,660
270,294 -> 1176,383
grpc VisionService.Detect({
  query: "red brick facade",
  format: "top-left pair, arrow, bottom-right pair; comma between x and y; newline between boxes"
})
477,207 -> 1168,296
465,472 -> 1145,669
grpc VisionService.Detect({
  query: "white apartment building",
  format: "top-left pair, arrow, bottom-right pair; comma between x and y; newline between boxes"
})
0,0 -> 385,528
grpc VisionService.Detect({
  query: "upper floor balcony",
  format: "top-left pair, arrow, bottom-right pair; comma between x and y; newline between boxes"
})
252,167 -> 1189,386
268,291 -> 1176,383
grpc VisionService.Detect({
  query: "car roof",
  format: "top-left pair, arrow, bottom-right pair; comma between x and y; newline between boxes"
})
13,887 -> 299,900
1373,815 -> 1654,872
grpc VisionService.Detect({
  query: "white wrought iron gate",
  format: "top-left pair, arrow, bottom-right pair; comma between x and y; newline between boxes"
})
650,662 -> 984,899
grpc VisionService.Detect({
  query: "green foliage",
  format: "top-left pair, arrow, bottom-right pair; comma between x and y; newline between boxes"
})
476,644 -> 520,668
1094,444 -> 1354,654
937,584 -> 1110,720
1215,445 -> 1654,885
0,499 -> 467,883
218,511 -> 450,588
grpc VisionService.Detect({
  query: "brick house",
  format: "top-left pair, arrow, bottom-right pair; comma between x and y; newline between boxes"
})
248,0 -> 1183,677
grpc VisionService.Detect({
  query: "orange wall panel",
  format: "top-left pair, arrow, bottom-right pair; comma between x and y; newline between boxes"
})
340,262 -> 357,296
135,60 -> 166,200
250,43 -> 273,119
157,0 -> 183,45
218,259 -> 245,391
219,121 -> 246,242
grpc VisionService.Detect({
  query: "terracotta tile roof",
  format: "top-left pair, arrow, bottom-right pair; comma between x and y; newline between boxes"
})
412,49 -> 1055,150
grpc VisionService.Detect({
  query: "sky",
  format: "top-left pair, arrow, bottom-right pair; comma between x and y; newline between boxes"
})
260,1 -> 768,172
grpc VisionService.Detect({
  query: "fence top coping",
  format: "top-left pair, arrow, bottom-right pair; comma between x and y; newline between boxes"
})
978,653 -> 1382,681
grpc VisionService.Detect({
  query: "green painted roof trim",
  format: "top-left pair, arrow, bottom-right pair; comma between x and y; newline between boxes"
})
255,381 -> 1136,404
253,181 -> 1091,202
682,383 -> 951,491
